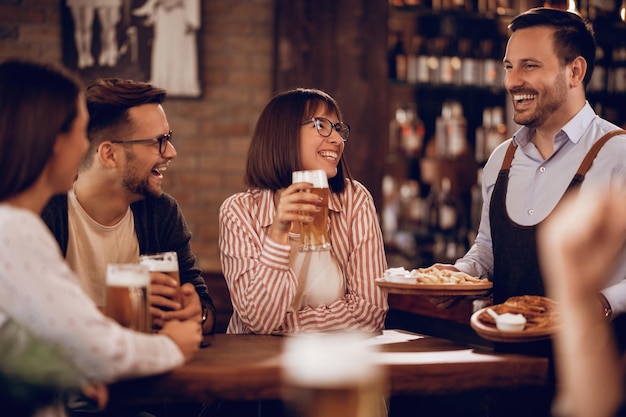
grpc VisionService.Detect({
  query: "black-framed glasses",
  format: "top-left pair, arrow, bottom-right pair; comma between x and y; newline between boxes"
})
109,130 -> 173,155
302,117 -> 350,142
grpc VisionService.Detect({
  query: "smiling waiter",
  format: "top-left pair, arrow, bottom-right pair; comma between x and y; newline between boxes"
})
436,7 -> 626,347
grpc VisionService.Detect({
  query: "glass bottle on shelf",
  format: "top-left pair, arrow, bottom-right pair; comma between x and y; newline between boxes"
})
447,101 -> 468,158
474,107 -> 491,164
486,106 -> 507,155
439,39 -> 462,86
406,35 -> 419,84
435,101 -> 452,158
427,37 -> 442,85
382,175 -> 400,243
437,177 -> 458,233
459,38 -> 479,87
400,179 -> 426,230
439,38 -> 454,85
400,103 -> 425,157
481,39 -> 500,88
589,44 -> 606,92
436,100 -> 468,159
415,36 -> 430,84
388,32 -> 407,81
469,168 -> 483,245
609,45 -> 626,93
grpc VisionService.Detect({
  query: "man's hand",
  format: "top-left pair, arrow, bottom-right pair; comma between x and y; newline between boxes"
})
426,263 -> 462,309
149,271 -> 181,329
153,283 -> 202,330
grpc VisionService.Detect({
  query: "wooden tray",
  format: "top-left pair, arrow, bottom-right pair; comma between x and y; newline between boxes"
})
375,278 -> 492,296
470,307 -> 556,343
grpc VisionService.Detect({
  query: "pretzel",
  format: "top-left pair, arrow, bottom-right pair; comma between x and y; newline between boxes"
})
478,295 -> 560,331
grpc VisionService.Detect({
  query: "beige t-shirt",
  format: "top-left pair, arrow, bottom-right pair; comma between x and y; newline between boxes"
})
65,188 -> 139,307
288,233 -> 344,311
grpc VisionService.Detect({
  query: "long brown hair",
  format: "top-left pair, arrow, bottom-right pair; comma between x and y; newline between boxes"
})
0,59 -> 83,201
244,88 -> 353,193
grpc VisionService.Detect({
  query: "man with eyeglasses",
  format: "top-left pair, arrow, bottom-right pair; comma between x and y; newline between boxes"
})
41,78 -> 215,340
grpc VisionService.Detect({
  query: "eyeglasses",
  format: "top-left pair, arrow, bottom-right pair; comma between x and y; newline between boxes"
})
109,130 -> 173,155
302,117 -> 350,142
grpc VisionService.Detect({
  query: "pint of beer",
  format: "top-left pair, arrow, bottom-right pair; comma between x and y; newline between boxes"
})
282,333 -> 386,417
104,263 -> 151,333
292,169 -> 331,252
139,251 -> 180,305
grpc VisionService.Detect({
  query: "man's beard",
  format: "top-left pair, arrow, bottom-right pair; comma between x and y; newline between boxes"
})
122,150 -> 161,199
513,72 -> 567,128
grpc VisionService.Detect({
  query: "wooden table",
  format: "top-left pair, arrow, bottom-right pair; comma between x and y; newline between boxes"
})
108,330 -> 549,407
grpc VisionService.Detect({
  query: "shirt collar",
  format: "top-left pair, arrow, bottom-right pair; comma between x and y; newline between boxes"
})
512,101 -> 596,147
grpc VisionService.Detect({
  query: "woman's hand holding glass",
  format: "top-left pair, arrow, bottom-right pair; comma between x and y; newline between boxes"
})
268,182 -> 323,244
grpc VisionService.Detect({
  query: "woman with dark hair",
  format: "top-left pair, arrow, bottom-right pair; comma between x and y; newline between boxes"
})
0,59 -> 202,416
219,88 -> 388,335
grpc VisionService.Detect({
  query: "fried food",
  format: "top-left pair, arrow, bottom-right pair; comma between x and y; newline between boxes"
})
408,266 -> 487,285
478,295 -> 560,331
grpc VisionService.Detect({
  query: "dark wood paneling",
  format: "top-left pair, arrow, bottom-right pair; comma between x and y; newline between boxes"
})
204,272 -> 233,333
274,0 -> 389,209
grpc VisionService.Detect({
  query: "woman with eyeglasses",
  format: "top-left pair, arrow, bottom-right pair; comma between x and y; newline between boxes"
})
219,88 -> 388,335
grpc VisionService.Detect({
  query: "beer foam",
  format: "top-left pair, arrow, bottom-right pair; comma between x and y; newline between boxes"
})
292,169 -> 329,188
282,332 -> 382,387
106,264 -> 150,286
139,252 -> 178,272
140,257 -> 178,272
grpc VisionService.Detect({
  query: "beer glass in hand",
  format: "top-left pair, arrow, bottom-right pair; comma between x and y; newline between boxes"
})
139,251 -> 181,306
292,169 -> 331,252
104,263 -> 151,333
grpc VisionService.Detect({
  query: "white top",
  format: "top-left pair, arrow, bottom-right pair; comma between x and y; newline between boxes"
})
0,204 -> 183,384
66,187 -> 139,307
287,233 -> 344,312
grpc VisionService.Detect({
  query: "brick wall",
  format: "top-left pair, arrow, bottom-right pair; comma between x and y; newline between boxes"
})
0,0 -> 275,275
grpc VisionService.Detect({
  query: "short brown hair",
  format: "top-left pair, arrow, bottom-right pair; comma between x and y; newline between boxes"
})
82,78 -> 167,168
509,7 -> 596,86
245,88 -> 353,193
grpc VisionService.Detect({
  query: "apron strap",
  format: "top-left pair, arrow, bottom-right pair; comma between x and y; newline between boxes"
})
575,129 -> 626,177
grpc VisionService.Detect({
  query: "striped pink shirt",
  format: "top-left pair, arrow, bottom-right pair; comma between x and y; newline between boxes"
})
219,180 -> 388,334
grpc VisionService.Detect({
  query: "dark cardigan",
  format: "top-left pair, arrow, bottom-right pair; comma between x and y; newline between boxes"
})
41,192 -> 215,328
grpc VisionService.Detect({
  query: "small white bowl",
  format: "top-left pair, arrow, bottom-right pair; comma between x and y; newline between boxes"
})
494,313 -> 527,332
383,268 -> 414,283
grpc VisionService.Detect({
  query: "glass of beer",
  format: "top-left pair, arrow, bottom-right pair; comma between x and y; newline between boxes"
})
292,169 -> 331,252
282,332 -> 386,417
104,263 -> 151,333
139,251 -> 180,305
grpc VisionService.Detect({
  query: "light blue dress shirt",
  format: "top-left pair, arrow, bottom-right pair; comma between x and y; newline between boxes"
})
455,102 -> 626,315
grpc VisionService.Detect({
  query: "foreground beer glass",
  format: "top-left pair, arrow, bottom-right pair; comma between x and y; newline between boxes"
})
104,263 -> 151,333
139,251 -> 180,305
292,169 -> 331,252
282,333 -> 386,417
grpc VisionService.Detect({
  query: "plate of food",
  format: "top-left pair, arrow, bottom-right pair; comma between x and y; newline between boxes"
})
470,295 -> 560,343
376,266 -> 492,296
